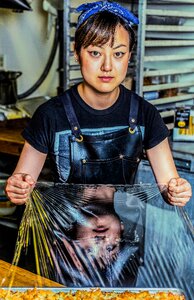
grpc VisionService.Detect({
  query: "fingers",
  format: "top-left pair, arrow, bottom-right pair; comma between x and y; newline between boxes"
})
5,173 -> 35,205
167,177 -> 192,207
11,173 -> 35,186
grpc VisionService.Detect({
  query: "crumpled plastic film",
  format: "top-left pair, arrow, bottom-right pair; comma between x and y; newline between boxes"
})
11,183 -> 193,299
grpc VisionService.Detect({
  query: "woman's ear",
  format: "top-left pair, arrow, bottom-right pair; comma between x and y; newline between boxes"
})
74,55 -> 79,63
74,50 -> 78,61
74,53 -> 79,64
73,43 -> 79,63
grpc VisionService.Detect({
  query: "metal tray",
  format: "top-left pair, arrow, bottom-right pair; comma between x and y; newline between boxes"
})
1,287 -> 186,296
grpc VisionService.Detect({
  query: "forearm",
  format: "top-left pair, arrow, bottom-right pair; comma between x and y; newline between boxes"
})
146,138 -> 179,185
146,138 -> 192,206
13,141 -> 47,182
5,141 -> 47,204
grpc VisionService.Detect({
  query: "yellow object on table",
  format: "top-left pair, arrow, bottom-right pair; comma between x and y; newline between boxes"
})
0,259 -> 63,287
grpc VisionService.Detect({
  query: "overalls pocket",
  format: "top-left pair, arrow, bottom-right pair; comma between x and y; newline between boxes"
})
81,155 -> 141,184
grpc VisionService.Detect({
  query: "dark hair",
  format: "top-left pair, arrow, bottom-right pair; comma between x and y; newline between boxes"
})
74,11 -> 136,55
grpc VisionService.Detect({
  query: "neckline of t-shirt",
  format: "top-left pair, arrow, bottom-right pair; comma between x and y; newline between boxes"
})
71,84 -> 125,116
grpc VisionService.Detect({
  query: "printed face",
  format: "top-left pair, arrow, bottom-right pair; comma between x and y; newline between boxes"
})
77,25 -> 131,96
75,213 -> 124,262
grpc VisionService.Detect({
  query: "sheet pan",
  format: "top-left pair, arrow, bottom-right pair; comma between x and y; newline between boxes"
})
1,287 -> 186,296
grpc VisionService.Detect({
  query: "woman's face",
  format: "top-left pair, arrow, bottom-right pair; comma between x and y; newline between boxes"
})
77,24 -> 131,96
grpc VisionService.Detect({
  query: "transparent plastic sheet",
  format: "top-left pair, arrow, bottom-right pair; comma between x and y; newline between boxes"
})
5,183 -> 194,299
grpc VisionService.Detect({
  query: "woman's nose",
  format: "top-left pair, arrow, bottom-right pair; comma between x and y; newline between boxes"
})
101,55 -> 112,72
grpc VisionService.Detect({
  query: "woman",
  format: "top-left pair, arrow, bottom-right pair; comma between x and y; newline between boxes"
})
5,1 -> 192,206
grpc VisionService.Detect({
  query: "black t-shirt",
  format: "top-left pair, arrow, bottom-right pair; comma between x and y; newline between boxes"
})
23,84 -> 169,181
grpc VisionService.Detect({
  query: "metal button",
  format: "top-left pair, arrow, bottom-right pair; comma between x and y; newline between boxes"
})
82,159 -> 87,164
74,126 -> 78,131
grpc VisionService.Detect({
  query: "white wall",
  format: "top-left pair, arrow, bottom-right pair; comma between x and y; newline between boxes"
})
0,0 -> 134,99
0,0 -> 59,98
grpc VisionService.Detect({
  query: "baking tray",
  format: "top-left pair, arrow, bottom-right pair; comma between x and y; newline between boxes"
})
0,287 -> 186,297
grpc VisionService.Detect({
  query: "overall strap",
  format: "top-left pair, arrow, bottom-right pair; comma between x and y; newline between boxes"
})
62,90 -> 82,139
129,93 -> 140,130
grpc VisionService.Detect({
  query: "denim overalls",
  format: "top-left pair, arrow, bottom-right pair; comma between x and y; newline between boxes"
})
62,91 -> 143,184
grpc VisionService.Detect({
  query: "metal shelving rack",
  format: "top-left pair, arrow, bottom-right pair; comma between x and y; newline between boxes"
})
58,0 -> 82,92
59,0 -> 70,91
61,0 -> 84,90
136,0 -> 194,128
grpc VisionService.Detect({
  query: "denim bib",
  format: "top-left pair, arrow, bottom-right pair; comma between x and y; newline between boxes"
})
62,91 -> 143,184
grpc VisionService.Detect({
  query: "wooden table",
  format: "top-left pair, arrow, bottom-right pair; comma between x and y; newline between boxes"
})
0,128 -> 25,156
0,119 -> 28,156
0,260 -> 63,287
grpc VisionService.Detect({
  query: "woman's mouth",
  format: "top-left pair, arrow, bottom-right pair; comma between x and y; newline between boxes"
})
98,76 -> 113,82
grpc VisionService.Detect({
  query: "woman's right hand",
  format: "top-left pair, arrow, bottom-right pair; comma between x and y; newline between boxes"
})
5,173 -> 35,205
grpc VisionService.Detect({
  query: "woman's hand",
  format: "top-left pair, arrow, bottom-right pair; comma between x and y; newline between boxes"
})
5,173 -> 35,205
167,177 -> 192,207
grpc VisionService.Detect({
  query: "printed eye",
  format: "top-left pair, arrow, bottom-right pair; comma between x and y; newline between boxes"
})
106,245 -> 115,252
114,52 -> 125,58
94,236 -> 105,242
89,51 -> 101,57
87,247 -> 93,253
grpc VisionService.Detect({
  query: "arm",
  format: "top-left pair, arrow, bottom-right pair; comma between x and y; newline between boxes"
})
5,141 -> 47,205
146,137 -> 192,206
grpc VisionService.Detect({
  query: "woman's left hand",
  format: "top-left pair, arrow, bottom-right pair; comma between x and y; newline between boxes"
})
167,177 -> 192,206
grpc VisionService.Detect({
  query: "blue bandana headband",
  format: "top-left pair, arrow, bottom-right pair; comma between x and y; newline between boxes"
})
76,1 -> 139,29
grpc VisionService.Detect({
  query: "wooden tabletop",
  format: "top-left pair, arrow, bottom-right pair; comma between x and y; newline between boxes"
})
0,260 -> 63,287
0,119 -> 27,156
0,128 -> 25,156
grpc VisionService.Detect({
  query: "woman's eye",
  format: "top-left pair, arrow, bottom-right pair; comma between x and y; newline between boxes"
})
114,52 -> 125,58
89,51 -> 101,57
